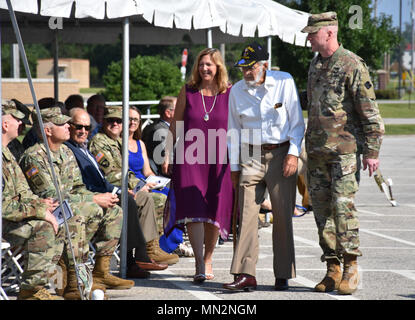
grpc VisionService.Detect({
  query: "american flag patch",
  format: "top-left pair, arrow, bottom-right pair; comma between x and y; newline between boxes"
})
25,166 -> 39,178
95,152 -> 105,163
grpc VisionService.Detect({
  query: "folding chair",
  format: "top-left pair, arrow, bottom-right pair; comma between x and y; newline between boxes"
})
1,241 -> 24,296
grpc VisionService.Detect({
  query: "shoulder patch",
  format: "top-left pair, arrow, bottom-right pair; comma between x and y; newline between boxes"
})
25,166 -> 39,179
95,152 -> 105,163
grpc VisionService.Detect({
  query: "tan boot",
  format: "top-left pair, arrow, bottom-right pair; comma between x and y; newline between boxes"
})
314,259 -> 342,292
55,256 -> 67,296
18,287 -> 64,300
93,255 -> 134,290
338,254 -> 360,295
63,268 -> 107,300
146,239 -> 179,265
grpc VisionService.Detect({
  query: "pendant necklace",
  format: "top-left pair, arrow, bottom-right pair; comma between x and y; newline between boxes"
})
200,89 -> 218,121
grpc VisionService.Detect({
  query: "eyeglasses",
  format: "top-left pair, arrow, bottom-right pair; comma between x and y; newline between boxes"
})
70,122 -> 91,131
129,117 -> 140,123
106,118 -> 122,124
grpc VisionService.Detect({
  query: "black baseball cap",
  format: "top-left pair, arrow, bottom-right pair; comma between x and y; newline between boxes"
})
234,42 -> 269,67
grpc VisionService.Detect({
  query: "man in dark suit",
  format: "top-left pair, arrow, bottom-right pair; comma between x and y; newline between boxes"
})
141,96 -> 176,175
64,108 -> 169,278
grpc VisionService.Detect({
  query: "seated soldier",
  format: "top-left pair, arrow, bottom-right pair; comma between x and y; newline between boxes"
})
88,106 -> 179,265
64,108 -> 168,277
1,101 -> 86,300
19,107 -> 134,298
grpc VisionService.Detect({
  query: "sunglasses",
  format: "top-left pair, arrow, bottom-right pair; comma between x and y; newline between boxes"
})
106,117 -> 122,124
70,122 -> 91,131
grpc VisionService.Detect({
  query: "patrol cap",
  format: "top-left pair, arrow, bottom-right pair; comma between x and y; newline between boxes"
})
11,99 -> 32,125
104,106 -> 122,119
301,11 -> 338,33
2,100 -> 26,120
234,42 -> 269,67
32,107 -> 71,125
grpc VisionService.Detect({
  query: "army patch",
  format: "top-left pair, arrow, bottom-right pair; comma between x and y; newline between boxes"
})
364,81 -> 372,89
274,103 -> 283,109
100,159 -> 110,168
95,152 -> 105,163
25,166 -> 39,179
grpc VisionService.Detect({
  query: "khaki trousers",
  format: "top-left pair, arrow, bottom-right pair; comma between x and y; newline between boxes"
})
134,191 -> 160,243
230,144 -> 297,279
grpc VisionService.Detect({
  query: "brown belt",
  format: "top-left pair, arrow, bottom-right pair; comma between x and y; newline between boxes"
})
257,141 -> 290,151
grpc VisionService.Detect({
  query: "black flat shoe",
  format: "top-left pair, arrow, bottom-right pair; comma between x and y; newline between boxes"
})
275,278 -> 289,291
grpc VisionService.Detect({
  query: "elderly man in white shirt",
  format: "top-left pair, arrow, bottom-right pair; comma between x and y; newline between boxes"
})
224,43 -> 305,292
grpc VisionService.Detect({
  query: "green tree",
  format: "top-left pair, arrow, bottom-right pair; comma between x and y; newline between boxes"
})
273,0 -> 399,90
102,55 -> 183,101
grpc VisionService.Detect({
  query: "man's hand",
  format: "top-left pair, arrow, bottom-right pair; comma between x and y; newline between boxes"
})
40,197 -> 59,211
231,171 -> 241,190
362,158 -> 379,177
44,210 -> 59,235
283,154 -> 298,177
93,193 -> 119,209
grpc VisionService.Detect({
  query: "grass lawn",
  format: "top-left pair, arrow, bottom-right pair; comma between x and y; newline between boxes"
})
378,103 -> 415,118
302,103 -> 415,119
384,124 -> 415,135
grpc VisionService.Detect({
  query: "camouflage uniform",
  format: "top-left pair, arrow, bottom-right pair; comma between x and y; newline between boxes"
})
20,135 -> 122,258
88,108 -> 167,235
306,43 -> 384,262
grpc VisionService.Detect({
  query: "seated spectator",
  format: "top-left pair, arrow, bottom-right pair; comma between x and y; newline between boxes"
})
65,108 -> 168,277
20,107 -> 134,298
7,99 -> 31,161
87,94 -> 106,138
22,97 -> 59,150
88,106 -> 179,265
2,100 -> 63,300
64,94 -> 84,115
141,96 -> 176,176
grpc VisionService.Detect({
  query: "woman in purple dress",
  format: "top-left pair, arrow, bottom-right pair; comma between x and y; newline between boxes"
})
163,48 -> 233,283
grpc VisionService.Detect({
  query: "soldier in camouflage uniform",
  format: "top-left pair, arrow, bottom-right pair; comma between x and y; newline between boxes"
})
88,106 -> 178,265
2,101 -> 84,300
19,107 -> 134,299
301,12 -> 384,295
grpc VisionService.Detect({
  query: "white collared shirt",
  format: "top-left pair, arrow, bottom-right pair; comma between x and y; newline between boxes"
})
227,70 -> 305,171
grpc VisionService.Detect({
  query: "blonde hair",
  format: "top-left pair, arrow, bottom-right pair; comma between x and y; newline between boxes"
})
188,48 -> 229,94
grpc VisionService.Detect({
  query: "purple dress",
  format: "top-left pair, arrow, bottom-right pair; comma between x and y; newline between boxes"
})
164,85 -> 233,239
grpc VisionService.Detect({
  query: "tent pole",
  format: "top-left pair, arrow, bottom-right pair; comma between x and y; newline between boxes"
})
0,9 -> 5,300
120,17 -> 130,279
267,36 -> 272,70
207,28 -> 212,48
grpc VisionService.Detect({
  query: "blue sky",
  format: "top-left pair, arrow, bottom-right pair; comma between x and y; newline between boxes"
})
377,0 -> 411,27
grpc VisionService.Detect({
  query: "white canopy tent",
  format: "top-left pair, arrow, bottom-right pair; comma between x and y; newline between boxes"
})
0,0 -> 309,295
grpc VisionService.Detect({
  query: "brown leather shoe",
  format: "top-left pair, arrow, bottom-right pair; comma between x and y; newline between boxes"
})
136,259 -> 168,271
275,278 -> 289,291
223,274 -> 257,292
127,264 -> 151,279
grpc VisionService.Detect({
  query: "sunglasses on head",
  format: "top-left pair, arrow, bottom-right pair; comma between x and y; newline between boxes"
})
70,122 -> 91,131
106,117 -> 122,124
